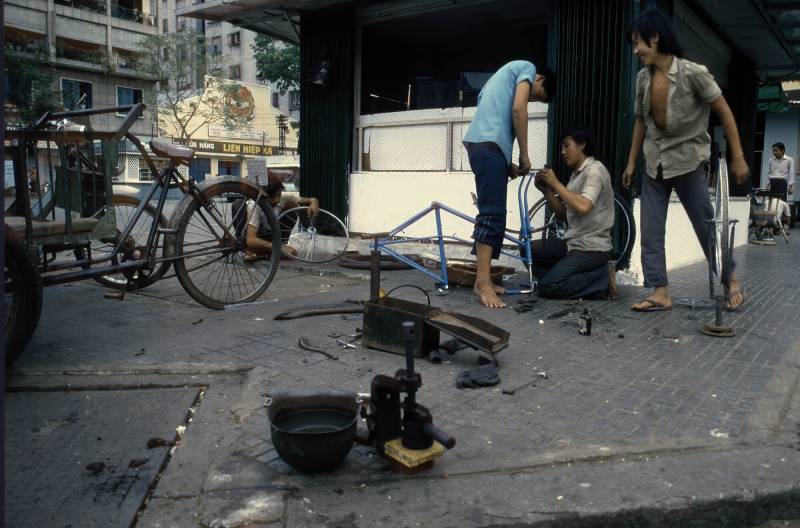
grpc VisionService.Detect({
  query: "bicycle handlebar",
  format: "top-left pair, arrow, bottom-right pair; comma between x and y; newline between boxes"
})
33,104 -> 145,142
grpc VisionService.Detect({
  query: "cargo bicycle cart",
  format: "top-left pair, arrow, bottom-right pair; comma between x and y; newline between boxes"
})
4,103 -> 284,365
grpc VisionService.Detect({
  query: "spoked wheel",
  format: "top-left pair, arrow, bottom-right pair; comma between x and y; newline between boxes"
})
75,194 -> 170,290
4,237 -> 43,367
173,181 -> 280,310
527,194 -> 636,268
710,157 -> 731,295
276,207 -> 349,263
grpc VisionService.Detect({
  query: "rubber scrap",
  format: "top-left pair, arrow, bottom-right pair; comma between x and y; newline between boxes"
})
456,364 -> 501,389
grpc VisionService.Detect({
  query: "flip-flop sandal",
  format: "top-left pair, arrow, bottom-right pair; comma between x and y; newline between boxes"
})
631,299 -> 672,312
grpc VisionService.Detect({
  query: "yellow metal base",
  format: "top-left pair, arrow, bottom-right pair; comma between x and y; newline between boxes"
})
383,438 -> 445,469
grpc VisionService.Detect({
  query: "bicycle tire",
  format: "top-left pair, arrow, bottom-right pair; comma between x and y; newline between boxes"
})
713,157 -> 731,290
75,194 -> 171,290
276,206 -> 349,263
172,181 -> 280,310
527,194 -> 636,269
4,237 -> 43,367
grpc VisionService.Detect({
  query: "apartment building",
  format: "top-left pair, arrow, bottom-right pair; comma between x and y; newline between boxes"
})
4,0 -> 160,137
203,20 -> 300,121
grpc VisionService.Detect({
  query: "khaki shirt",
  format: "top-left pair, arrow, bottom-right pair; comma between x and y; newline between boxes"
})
635,57 -> 722,179
565,157 -> 614,252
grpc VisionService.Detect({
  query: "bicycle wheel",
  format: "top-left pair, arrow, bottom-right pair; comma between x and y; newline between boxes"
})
276,207 -> 349,263
712,157 -> 731,290
5,237 -> 43,367
75,194 -> 170,290
610,195 -> 636,269
527,197 -> 568,240
173,181 -> 280,310
527,194 -> 636,269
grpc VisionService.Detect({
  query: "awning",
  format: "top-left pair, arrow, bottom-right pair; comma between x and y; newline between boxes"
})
757,84 -> 790,112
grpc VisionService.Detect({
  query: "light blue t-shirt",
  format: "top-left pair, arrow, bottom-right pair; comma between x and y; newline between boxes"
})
463,60 -> 537,165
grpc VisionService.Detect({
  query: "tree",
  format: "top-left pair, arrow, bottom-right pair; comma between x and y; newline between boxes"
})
253,36 -> 300,95
5,53 -> 63,127
139,31 -> 249,141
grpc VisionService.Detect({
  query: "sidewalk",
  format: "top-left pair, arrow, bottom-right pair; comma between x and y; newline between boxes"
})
5,240 -> 800,527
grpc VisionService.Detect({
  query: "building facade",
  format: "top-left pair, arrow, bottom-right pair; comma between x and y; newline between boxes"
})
4,0 -> 160,136
152,78 -> 299,184
203,20 -> 300,121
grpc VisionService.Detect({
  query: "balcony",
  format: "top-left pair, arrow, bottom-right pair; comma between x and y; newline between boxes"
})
113,53 -> 151,73
5,39 -> 48,57
110,4 -> 157,26
54,0 -> 107,15
56,40 -> 108,68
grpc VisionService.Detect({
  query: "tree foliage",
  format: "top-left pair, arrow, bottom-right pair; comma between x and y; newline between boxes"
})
5,53 -> 63,127
139,31 -> 248,140
253,36 -> 300,95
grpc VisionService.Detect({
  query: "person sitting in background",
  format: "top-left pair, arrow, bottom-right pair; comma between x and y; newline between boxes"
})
237,181 -> 319,259
533,127 -> 616,300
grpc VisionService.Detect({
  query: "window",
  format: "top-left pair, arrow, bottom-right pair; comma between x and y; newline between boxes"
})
61,78 -> 92,110
289,90 -> 300,110
218,160 -> 239,176
139,167 -> 153,181
271,92 -> 279,108
162,18 -> 168,32
228,31 -> 240,47
177,16 -> 187,31
116,86 -> 143,111
230,64 -> 241,79
210,36 -> 221,55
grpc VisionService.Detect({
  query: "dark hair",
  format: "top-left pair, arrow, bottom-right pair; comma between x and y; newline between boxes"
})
773,142 -> 786,151
561,126 -> 596,157
629,10 -> 684,58
265,181 -> 285,197
539,65 -> 557,102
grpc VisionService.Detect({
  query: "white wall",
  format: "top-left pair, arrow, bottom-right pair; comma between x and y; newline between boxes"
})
761,107 -> 800,198
626,195 -> 750,285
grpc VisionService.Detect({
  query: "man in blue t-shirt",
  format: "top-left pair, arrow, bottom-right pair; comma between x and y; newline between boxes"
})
463,60 -> 556,307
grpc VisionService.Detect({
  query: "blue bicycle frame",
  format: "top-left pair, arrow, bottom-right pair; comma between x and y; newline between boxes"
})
372,169 -> 542,294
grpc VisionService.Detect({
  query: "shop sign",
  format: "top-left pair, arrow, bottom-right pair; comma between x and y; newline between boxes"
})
179,139 -> 296,156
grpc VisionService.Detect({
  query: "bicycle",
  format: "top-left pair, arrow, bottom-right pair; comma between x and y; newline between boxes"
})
371,169 -> 636,293
4,103 -> 283,363
701,152 -> 737,337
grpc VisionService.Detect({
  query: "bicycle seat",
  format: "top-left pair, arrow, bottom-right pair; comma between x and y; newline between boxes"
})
150,139 -> 195,161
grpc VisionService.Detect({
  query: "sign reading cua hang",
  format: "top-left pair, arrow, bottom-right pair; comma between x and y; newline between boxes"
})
178,139 -> 296,156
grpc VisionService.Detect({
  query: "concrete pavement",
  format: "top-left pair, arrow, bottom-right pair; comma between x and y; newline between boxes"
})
4,240 -> 800,527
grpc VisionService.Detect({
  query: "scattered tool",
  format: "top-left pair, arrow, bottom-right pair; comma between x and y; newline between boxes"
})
502,378 -> 537,395
298,337 -> 339,360
365,321 -> 455,472
336,338 -> 357,349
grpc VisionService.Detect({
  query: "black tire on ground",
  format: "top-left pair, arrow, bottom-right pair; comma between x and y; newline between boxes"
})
75,194 -> 171,290
173,181 -> 281,310
5,237 -> 43,367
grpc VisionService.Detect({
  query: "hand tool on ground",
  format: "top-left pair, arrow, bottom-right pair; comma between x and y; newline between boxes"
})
298,337 -> 339,360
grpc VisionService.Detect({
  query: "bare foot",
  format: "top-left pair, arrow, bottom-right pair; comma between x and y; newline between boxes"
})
726,276 -> 745,310
474,280 -> 507,308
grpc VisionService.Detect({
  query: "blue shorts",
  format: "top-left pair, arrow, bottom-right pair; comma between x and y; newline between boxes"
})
465,142 -> 508,259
